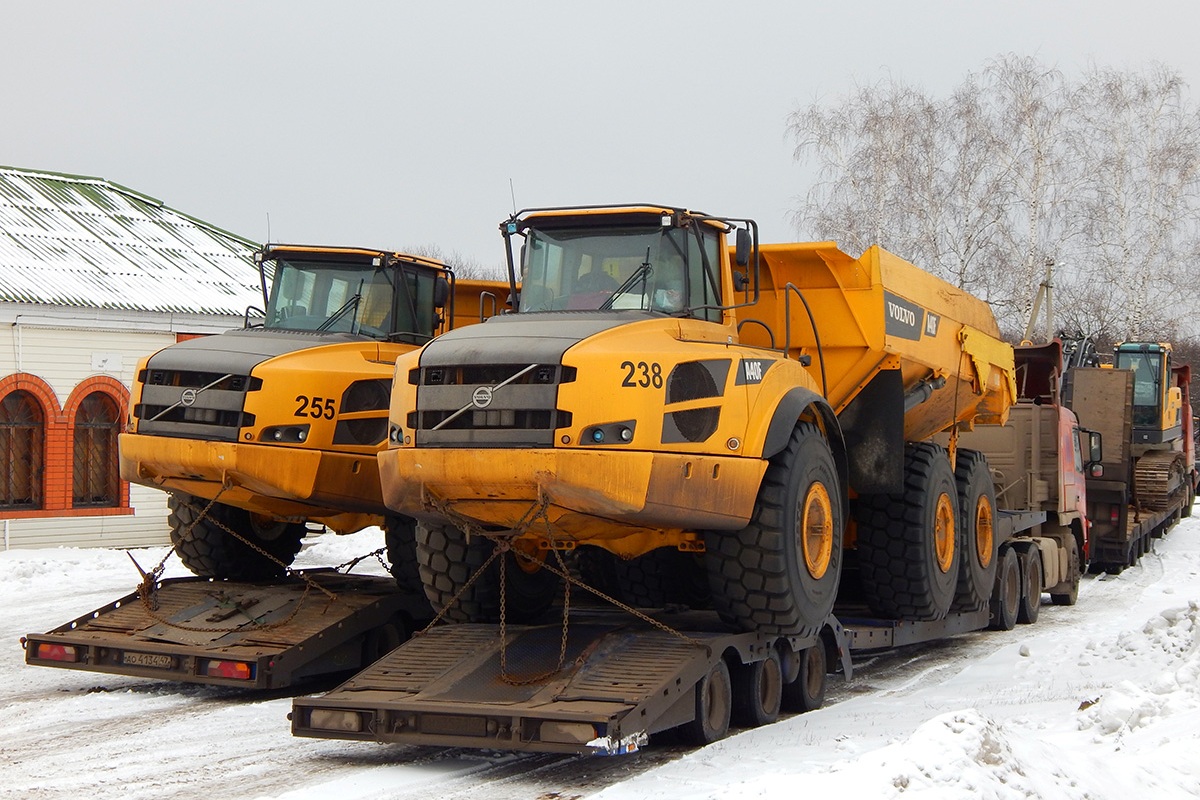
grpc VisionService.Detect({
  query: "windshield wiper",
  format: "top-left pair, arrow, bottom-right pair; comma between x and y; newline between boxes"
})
599,249 -> 653,311
317,280 -> 364,332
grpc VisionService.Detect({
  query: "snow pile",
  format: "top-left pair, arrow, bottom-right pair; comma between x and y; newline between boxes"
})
1080,602 -> 1199,734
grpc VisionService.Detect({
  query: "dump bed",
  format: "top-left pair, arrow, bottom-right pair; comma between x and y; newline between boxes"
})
24,572 -> 425,689
740,242 -> 1015,442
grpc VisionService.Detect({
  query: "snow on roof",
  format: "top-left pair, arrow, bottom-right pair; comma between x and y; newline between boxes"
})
0,165 -> 262,315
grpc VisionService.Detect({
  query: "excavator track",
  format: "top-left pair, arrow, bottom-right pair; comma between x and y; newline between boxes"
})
1134,450 -> 1186,512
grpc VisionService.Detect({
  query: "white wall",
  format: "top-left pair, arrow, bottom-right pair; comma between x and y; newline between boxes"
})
0,310 -> 189,550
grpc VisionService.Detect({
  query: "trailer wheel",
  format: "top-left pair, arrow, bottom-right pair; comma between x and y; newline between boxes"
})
855,443 -> 959,620
1017,548 -> 1042,624
705,422 -> 843,636
1182,480 -> 1195,518
679,659 -> 732,745
1050,540 -> 1080,606
168,493 -> 305,581
415,521 -> 559,624
731,649 -> 783,727
988,547 -> 1020,631
781,642 -> 827,712
384,515 -> 423,594
577,547 -> 710,609
362,619 -> 406,665
951,450 -> 997,612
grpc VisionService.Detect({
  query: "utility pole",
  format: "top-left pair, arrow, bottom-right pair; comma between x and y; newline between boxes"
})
1022,258 -> 1055,343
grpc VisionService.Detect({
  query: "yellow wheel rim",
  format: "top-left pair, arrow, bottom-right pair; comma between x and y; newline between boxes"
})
800,482 -> 834,580
512,539 -> 546,574
934,492 -> 955,573
974,495 -> 994,569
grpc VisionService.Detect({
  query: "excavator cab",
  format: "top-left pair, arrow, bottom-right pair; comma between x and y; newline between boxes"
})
1114,342 -> 1183,445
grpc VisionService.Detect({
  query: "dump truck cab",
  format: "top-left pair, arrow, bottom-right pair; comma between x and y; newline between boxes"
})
121,244 -> 502,582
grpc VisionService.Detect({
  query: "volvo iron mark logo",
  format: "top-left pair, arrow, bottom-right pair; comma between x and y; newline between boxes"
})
180,388 -> 198,407
472,386 -> 494,409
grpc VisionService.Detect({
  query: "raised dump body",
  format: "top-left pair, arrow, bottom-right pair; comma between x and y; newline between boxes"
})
740,242 -> 1015,442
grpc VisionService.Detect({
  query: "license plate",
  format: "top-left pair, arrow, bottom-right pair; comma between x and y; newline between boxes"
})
122,651 -> 174,669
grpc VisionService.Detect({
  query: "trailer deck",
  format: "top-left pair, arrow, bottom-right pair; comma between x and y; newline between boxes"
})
291,609 -> 845,755
23,571 -> 426,689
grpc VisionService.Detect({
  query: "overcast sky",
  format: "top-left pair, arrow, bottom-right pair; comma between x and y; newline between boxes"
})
6,1 -> 1200,272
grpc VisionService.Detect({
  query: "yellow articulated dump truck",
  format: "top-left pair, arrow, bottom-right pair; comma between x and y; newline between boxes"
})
378,205 -> 1015,632
120,244 -> 506,584
286,205 -> 1077,753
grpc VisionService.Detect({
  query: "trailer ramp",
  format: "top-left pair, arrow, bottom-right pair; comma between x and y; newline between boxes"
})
24,572 -> 424,689
291,611 -> 805,756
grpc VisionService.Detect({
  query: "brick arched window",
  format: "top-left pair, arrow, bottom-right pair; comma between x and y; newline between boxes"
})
72,391 -> 120,508
0,390 -> 44,510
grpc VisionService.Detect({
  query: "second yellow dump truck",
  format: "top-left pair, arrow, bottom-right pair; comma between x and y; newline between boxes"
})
120,244 -> 505,584
378,205 -> 1015,634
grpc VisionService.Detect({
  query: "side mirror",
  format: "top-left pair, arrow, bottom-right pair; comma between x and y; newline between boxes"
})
734,228 -> 751,267
1088,430 -> 1103,464
433,277 -> 451,308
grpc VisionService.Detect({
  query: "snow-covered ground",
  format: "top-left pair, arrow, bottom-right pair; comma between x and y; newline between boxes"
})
4,517 -> 1199,799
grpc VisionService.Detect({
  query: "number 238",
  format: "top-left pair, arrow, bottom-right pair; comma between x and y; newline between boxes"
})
620,361 -> 663,389
295,395 -> 336,419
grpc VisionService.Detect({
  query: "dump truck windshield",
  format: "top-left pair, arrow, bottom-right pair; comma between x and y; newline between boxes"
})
518,225 -> 721,321
264,258 -> 440,342
1116,349 -> 1163,427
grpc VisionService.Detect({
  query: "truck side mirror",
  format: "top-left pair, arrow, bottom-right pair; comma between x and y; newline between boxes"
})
1086,430 -> 1103,465
734,228 -> 751,267
434,277 -> 451,309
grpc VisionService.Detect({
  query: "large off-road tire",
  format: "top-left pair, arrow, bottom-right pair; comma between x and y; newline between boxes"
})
383,515 -> 422,594
678,659 -> 732,746
168,493 -> 306,581
415,521 -> 559,623
988,547 -> 1020,631
705,422 -> 843,636
952,450 -> 998,612
855,443 -> 960,620
576,546 -> 710,609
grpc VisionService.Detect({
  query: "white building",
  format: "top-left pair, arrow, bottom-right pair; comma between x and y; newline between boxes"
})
0,166 -> 262,549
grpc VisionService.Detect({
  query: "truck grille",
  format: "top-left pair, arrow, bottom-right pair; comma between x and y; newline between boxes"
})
407,363 -> 575,447
134,369 -> 260,442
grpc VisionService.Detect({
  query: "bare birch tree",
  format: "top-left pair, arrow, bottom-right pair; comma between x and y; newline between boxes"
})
1067,64 -> 1200,339
788,58 -> 1200,343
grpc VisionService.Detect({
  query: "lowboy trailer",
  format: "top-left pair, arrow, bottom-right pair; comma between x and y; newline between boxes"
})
23,571 -> 428,690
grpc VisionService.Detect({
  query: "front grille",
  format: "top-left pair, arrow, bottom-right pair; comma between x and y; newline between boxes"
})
135,405 -> 254,430
410,408 -> 571,431
134,369 -> 256,442
413,364 -> 576,387
143,369 -> 259,393
409,363 -> 572,447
